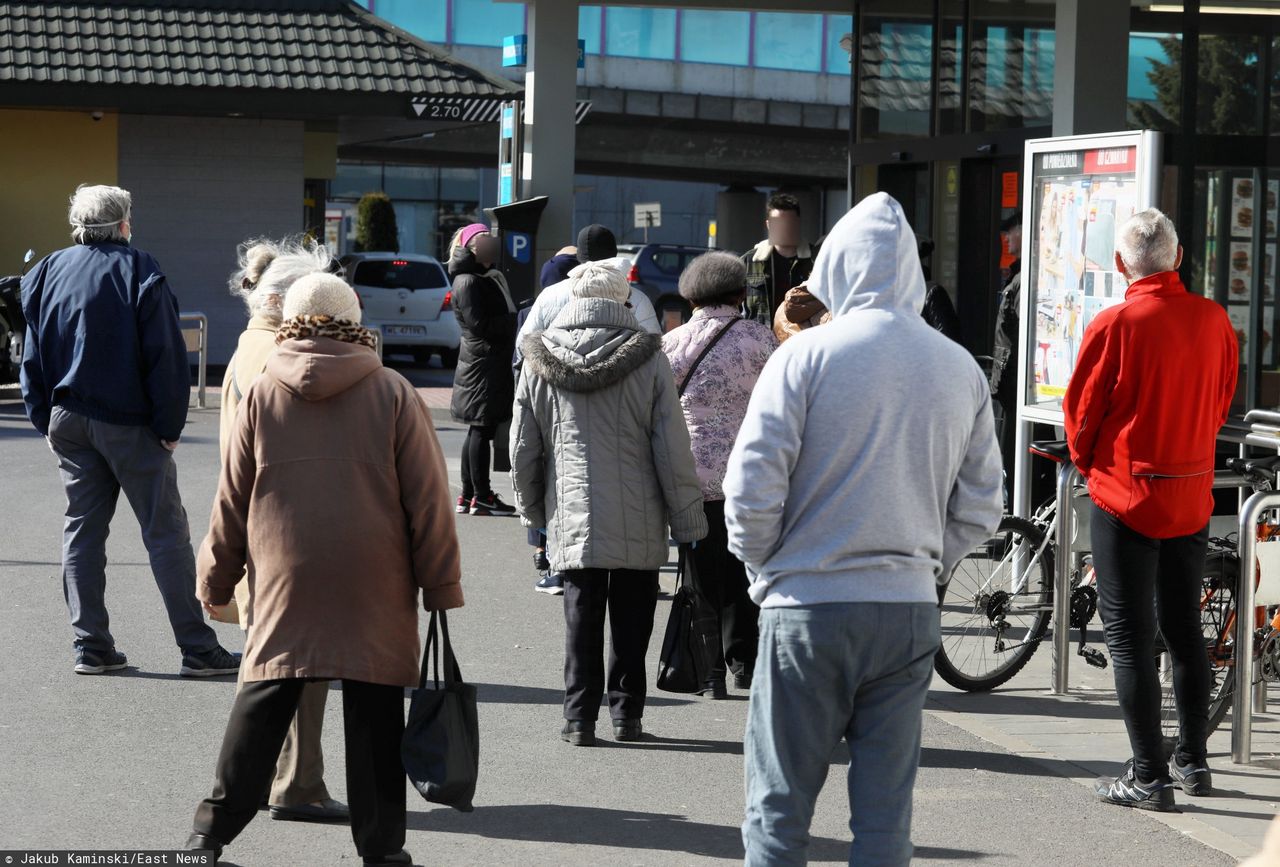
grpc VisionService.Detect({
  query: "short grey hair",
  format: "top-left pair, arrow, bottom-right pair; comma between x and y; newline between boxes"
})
69,184 -> 132,245
1116,208 -> 1179,279
679,251 -> 748,305
230,236 -> 333,322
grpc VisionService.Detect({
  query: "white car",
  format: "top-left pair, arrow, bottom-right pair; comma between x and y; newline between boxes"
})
339,252 -> 461,368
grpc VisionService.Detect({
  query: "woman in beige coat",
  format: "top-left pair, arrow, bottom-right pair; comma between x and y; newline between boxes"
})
216,238 -> 348,824
188,272 -> 463,867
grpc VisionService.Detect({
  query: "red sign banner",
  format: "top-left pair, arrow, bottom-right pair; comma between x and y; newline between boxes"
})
1083,146 -> 1137,175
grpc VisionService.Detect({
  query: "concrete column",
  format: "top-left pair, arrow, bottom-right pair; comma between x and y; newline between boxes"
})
523,0 -> 579,267
715,186 -> 766,256
1052,0 -> 1129,136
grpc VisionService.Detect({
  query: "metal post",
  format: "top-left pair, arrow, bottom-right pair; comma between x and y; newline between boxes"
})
1051,463 -> 1082,695
180,312 -> 207,410
1232,491 -> 1276,763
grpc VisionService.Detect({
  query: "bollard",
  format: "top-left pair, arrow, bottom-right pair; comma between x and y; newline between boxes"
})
1232,490 -> 1280,763
1051,463 -> 1082,695
180,312 -> 208,409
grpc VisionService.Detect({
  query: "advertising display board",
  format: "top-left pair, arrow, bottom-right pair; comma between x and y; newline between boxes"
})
1017,130 -> 1163,425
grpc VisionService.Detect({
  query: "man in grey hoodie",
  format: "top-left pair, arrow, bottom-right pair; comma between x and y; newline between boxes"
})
724,192 -> 1003,866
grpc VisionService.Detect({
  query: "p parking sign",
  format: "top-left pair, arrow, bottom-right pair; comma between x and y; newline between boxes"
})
507,231 -> 532,264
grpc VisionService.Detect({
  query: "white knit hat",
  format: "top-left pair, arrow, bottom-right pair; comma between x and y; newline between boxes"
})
567,260 -> 630,304
283,272 -> 362,324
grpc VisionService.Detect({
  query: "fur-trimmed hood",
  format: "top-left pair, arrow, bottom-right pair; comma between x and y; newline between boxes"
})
521,297 -> 661,393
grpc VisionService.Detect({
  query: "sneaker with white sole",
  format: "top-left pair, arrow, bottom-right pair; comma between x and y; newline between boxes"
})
1094,761 -> 1175,812
180,645 -> 242,678
535,573 -> 565,595
74,647 -> 128,675
455,496 -> 470,514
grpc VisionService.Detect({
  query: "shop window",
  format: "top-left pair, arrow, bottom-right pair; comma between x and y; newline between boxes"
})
967,2 -> 1055,132
1196,34 -> 1264,136
680,11 -> 750,66
858,2 -> 934,141
755,12 -> 824,73
937,0 -> 965,135
580,6 -> 602,55
453,0 -> 526,48
1128,32 -> 1181,132
605,8 -> 676,61
331,163 -> 383,200
384,165 -> 438,201
374,0 -> 447,42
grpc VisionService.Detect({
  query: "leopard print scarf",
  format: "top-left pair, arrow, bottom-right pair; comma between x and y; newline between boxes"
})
275,315 -> 378,350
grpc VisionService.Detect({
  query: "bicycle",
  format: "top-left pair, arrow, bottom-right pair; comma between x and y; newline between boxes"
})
935,439 -> 1109,691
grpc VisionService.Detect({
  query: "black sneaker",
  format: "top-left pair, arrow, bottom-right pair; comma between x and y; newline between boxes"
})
1170,757 -> 1213,796
535,573 -> 565,596
613,719 -> 644,742
561,720 -> 596,746
470,493 -> 517,517
533,549 -> 551,573
180,646 -> 242,678
1094,761 -> 1176,812
74,647 -> 128,675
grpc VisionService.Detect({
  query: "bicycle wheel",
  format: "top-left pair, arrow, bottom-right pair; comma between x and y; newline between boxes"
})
935,515 -> 1054,691
1159,553 -> 1237,746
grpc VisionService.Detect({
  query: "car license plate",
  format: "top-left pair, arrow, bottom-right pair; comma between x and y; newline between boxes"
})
383,325 -> 427,337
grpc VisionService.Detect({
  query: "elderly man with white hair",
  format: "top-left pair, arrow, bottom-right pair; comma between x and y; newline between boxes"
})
1065,208 -> 1237,811
20,184 -> 240,678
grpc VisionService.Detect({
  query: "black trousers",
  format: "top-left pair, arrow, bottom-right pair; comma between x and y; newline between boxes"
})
193,678 -> 406,858
1091,503 -> 1211,781
460,424 -> 497,500
688,500 -> 759,679
562,568 -> 659,722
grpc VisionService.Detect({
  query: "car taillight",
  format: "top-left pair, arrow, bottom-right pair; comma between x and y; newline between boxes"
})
626,264 -> 640,283
441,290 -> 452,312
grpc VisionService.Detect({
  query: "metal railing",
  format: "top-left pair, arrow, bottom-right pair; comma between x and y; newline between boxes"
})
1233,409 -> 1280,763
180,312 -> 207,409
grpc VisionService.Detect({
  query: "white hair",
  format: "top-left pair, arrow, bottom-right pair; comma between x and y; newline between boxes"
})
69,184 -> 132,244
1116,209 -> 1179,279
229,236 -> 333,322
568,260 -> 630,304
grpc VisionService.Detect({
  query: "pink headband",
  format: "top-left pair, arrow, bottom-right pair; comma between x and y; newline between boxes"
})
457,223 -> 490,250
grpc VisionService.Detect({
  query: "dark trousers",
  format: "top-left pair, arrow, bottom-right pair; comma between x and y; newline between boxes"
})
460,424 -> 496,501
688,500 -> 759,679
1091,503 -> 1211,781
193,678 -> 406,858
562,569 -> 659,722
47,406 -> 217,654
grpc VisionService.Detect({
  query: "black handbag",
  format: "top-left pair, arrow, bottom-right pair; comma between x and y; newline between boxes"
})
401,611 -> 479,812
657,545 -> 721,693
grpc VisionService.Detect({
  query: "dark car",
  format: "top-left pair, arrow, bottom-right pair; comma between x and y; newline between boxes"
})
617,243 -> 711,332
0,249 -> 34,383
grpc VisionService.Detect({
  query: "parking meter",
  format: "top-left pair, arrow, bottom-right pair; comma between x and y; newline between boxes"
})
485,196 -> 548,307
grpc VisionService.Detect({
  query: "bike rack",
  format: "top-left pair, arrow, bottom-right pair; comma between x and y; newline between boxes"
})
1231,409 -> 1280,764
1051,463 -> 1084,695
180,312 -> 208,409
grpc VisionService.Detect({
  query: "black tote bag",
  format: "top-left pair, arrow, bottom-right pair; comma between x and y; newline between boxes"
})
657,545 -> 721,693
401,611 -> 479,812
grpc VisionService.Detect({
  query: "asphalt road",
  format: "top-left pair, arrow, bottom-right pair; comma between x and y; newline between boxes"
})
0,392 -> 1232,866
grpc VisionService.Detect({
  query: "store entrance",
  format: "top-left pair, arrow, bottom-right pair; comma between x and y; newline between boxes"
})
953,156 -> 1022,357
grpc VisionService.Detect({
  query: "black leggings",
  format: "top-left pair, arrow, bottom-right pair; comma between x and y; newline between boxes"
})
1091,502 -> 1211,781
460,424 -> 497,501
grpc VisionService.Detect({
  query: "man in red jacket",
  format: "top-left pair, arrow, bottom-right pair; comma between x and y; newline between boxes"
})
1065,209 -> 1237,811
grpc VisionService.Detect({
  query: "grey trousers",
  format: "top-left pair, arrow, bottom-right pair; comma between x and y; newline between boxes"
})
235,661 -> 332,807
743,603 -> 940,867
47,406 -> 217,655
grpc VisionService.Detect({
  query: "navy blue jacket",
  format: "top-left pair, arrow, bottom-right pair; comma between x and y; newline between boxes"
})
539,253 -> 578,290
20,242 -> 190,441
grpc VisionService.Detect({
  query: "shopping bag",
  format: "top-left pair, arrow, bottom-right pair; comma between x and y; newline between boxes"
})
657,545 -> 720,693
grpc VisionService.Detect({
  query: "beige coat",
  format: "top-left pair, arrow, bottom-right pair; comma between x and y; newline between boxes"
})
198,336 -> 463,687
218,316 -> 281,627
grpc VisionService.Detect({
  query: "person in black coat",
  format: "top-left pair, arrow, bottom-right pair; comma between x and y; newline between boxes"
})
448,223 -> 518,517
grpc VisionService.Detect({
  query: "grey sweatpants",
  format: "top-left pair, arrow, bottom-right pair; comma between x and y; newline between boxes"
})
743,603 -> 940,867
47,406 -> 217,655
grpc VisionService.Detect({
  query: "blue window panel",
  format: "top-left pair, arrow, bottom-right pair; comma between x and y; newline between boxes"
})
680,11 -> 750,66
454,0 -> 526,48
373,0 -> 446,42
580,6 -> 602,55
605,8 -> 676,60
885,22 -> 933,83
1129,32 -> 1177,102
755,12 -> 824,73
826,14 -> 854,75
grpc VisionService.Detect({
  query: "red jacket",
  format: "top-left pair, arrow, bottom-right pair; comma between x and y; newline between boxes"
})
1064,271 -> 1237,539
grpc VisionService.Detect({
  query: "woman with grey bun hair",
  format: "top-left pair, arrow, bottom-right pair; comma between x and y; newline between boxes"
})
216,235 -> 349,825
661,251 -> 778,698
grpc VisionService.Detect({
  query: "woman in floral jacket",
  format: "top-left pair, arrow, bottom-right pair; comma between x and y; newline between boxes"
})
661,252 -> 779,698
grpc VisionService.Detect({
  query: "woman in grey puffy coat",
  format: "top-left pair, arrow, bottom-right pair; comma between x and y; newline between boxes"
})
511,261 -> 708,747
